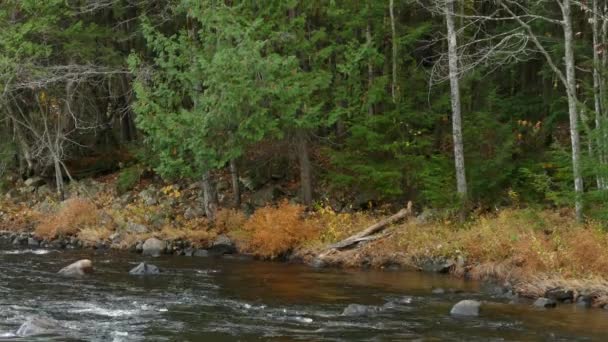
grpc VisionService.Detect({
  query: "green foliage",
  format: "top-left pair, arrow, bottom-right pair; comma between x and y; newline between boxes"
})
116,166 -> 143,195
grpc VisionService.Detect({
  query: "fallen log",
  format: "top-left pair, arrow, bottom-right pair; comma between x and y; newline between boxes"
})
322,201 -> 413,253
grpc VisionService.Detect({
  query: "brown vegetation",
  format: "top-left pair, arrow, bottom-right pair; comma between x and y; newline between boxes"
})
35,198 -> 99,239
234,200 -> 320,259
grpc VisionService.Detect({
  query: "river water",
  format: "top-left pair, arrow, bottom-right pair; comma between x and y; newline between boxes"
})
0,247 -> 607,341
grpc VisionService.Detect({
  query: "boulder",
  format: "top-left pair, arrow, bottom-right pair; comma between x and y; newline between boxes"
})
418,257 -> 455,273
576,295 -> 592,308
126,222 -> 149,234
16,316 -> 58,337
58,259 -> 93,277
27,237 -> 39,247
341,304 -> 381,317
129,262 -> 160,275
142,238 -> 165,257
183,248 -> 194,257
24,177 -> 45,188
307,257 -> 326,269
533,297 -> 557,308
251,186 -> 284,207
545,288 -> 574,302
138,188 -> 158,206
184,206 -> 205,220
432,288 -> 446,295
208,234 -> 236,256
450,300 -> 481,317
193,249 -> 209,257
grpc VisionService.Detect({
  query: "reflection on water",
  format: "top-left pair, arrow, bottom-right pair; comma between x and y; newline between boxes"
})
0,246 -> 606,341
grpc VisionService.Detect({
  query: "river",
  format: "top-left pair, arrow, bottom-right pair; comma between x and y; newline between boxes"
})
0,246 -> 606,341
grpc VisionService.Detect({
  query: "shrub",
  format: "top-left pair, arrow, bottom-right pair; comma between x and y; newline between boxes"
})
116,166 -> 143,194
238,200 -> 319,259
35,198 -> 99,239
215,208 -> 247,233
78,226 -> 112,247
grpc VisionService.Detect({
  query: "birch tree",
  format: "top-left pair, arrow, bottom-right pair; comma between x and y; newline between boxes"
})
444,0 -> 468,204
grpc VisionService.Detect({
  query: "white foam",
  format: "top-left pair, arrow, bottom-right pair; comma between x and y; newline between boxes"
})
69,303 -> 141,318
1,249 -> 54,255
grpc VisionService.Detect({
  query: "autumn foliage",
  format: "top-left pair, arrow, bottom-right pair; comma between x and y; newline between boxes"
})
237,200 -> 319,259
35,198 -> 99,239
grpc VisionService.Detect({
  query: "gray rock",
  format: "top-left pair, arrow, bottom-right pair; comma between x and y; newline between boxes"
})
251,186 -> 284,207
138,188 -> 158,206
183,248 -> 194,257
545,288 -> 574,302
24,177 -> 44,187
533,297 -> 557,308
432,288 -> 446,294
341,304 -> 381,317
418,258 -> 454,273
16,316 -> 58,337
142,238 -> 166,257
450,300 -> 481,316
184,206 -> 205,220
576,295 -> 592,308
27,237 -> 39,247
193,249 -> 209,257
58,259 -> 93,277
129,262 -> 160,275
307,257 -> 326,269
135,241 -> 144,252
208,234 -> 236,256
126,222 -> 149,234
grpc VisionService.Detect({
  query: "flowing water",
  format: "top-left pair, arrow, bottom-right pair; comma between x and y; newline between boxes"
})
0,246 -> 607,341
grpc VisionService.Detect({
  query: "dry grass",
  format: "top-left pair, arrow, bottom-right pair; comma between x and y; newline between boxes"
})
235,200 -> 320,259
35,198 -> 99,239
78,226 -> 113,247
160,224 -> 213,247
215,209 -> 247,233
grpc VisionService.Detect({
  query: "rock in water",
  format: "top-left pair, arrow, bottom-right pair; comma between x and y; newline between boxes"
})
142,238 -> 166,257
341,304 -> 381,317
16,317 -> 58,337
207,234 -> 236,256
450,300 -> 481,316
129,262 -> 160,275
57,259 -> 93,277
533,297 -> 557,308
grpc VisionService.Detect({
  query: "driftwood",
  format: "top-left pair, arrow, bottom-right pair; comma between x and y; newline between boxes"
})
320,201 -> 413,257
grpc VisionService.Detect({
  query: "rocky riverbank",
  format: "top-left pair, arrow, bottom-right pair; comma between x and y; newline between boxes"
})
3,174 -> 608,312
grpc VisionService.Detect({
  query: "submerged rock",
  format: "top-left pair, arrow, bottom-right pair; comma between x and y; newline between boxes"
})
450,300 -> 481,316
129,262 -> 160,275
341,304 -> 381,317
142,238 -> 166,257
58,259 -> 93,277
16,316 -> 58,337
418,258 -> 454,273
545,288 -> 574,302
533,297 -> 557,308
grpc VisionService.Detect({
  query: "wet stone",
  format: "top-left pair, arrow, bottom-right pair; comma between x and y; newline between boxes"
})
450,300 -> 481,317
533,297 -> 557,309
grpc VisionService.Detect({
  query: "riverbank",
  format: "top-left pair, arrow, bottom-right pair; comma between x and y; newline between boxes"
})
2,176 -> 608,310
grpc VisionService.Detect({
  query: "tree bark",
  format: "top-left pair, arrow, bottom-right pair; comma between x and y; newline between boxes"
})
366,13 -> 374,115
389,0 -> 397,103
592,0 -> 605,189
562,0 -> 584,221
296,128 -> 313,206
444,0 -> 468,204
230,158 -> 241,208
202,170 -> 219,221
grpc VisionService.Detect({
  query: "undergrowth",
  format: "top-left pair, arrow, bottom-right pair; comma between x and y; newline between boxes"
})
35,198 -> 99,239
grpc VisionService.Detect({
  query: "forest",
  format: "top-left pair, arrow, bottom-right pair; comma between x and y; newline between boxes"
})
4,0 -> 608,221
6,2 -> 608,337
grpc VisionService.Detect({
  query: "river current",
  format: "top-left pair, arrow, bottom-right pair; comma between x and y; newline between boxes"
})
0,246 -> 607,341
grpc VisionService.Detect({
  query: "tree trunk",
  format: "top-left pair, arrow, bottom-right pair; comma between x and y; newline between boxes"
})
444,0 -> 468,204
296,128 -> 313,206
389,0 -> 397,103
592,0 -> 605,189
562,0 -> 584,221
230,158 -> 241,208
366,14 -> 374,115
202,170 -> 219,221
53,156 -> 64,200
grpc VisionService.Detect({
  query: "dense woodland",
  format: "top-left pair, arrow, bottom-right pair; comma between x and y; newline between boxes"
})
2,0 -> 608,222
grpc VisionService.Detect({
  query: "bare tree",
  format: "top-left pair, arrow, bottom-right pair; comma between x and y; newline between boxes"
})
444,0 -> 468,205
390,0 -> 398,103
